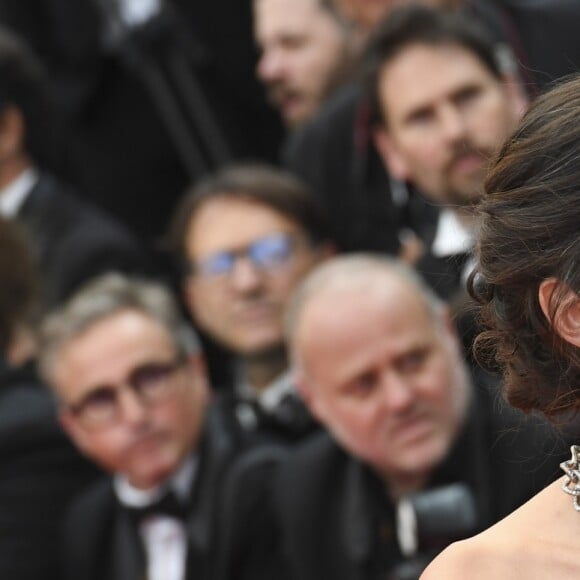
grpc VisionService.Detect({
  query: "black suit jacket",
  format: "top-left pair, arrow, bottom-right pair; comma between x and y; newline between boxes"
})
283,84 -> 438,256
272,379 -> 568,580
0,360 -> 100,580
17,173 -> 151,309
0,0 -> 284,240
215,385 -> 319,448
62,402 -> 285,580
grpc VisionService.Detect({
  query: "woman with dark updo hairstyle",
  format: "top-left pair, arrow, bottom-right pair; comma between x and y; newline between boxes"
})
422,74 -> 580,579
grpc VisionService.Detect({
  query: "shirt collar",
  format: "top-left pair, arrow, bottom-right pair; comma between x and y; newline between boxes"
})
235,366 -> 296,412
431,209 -> 473,258
0,168 -> 38,217
114,454 -> 198,508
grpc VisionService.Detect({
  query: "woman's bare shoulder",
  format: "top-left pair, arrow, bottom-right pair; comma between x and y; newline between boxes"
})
422,479 -> 577,580
420,534 -> 512,580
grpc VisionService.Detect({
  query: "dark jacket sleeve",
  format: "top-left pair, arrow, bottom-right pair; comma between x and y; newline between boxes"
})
0,368 -> 101,580
214,445 -> 289,580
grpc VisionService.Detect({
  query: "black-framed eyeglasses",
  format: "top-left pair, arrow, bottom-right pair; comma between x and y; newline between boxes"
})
187,232 -> 302,279
65,357 -> 186,429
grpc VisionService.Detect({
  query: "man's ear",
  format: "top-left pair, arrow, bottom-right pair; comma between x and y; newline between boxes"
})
438,303 -> 463,353
295,370 -> 312,404
295,370 -> 327,423
373,126 -> 410,182
441,304 -> 458,337
539,278 -> 580,348
59,409 -> 90,455
0,106 -> 26,160
185,351 -> 211,401
502,74 -> 529,121
183,279 -> 198,319
314,241 -> 337,265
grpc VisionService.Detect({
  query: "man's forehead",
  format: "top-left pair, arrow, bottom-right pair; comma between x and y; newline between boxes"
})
378,42 -> 499,122
185,197 -> 306,255
54,311 -> 174,372
52,326 -> 179,404
315,327 -> 438,387
255,0 -> 325,36
297,279 -> 439,366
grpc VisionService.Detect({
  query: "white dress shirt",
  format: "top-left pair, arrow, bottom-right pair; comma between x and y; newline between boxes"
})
0,168 -> 38,217
114,456 -> 197,580
235,367 -> 296,429
431,208 -> 473,258
431,208 -> 476,286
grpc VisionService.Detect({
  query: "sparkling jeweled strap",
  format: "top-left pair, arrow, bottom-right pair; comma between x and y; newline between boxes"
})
560,445 -> 580,511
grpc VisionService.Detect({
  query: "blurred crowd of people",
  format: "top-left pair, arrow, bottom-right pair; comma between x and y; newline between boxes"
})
0,1 -> 579,579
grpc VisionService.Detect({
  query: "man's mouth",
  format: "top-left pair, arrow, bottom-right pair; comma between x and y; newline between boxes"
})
269,86 -> 304,119
390,414 -> 434,445
449,152 -> 484,175
234,302 -> 276,324
128,431 -> 162,454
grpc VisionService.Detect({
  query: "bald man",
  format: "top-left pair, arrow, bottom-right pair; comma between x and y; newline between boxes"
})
271,254 -> 567,580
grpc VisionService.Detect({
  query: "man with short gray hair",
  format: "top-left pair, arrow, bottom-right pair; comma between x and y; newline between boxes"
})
40,273 -> 279,580
272,254 -> 567,580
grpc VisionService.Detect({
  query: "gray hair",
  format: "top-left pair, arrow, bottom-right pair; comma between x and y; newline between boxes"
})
285,253 -> 446,348
39,273 -> 201,383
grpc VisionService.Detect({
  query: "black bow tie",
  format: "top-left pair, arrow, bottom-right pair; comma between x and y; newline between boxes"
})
125,490 -> 187,524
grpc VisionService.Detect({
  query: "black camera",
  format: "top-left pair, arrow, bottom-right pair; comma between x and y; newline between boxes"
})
389,483 -> 477,580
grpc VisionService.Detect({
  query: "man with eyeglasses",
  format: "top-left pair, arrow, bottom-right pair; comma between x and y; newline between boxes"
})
170,163 -> 333,444
38,273 -> 282,580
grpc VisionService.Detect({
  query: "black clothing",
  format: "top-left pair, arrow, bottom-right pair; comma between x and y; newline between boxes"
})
283,84 -> 438,256
498,0 -> 580,90
0,360 -> 101,580
17,172 -> 152,309
216,389 -> 319,448
272,380 -> 567,580
62,402 -> 284,580
415,251 -> 471,303
283,0 -> 580,262
125,489 -> 187,524
0,0 -> 284,241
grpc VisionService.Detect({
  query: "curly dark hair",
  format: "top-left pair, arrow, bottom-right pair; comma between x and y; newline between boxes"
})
470,73 -> 580,418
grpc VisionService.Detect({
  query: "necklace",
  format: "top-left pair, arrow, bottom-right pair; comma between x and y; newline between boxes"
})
560,445 -> 580,511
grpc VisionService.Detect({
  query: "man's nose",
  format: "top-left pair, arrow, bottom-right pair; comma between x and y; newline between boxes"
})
380,372 -> 415,414
257,48 -> 286,82
229,256 -> 263,292
118,386 -> 148,425
439,104 -> 467,144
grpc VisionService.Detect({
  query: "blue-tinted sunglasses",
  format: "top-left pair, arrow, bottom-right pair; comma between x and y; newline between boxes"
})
189,232 -> 299,278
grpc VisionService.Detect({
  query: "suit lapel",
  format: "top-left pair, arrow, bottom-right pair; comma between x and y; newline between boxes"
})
185,405 -> 238,579
341,459 -> 373,580
110,509 -> 147,580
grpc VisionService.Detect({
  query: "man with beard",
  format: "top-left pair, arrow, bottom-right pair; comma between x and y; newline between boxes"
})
253,0 -> 354,129
282,2 -> 529,271
369,6 -> 525,298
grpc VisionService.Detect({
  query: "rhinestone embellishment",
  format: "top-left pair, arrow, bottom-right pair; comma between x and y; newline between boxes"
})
560,445 -> 580,512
